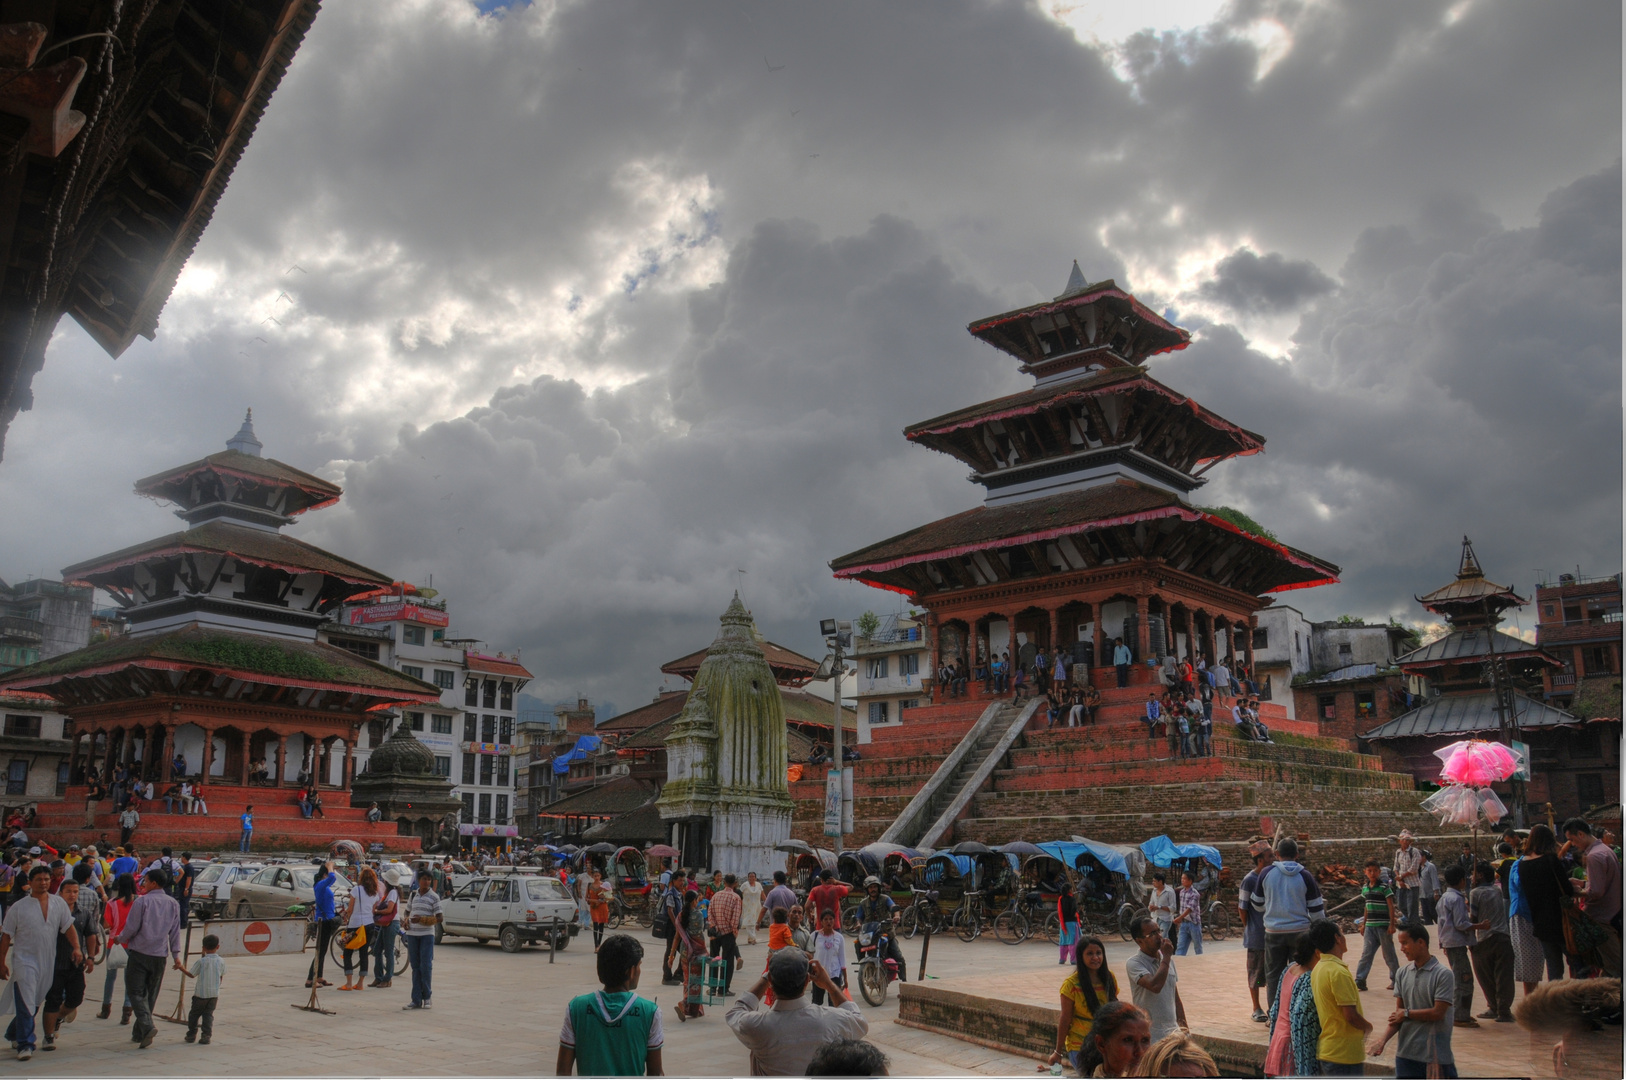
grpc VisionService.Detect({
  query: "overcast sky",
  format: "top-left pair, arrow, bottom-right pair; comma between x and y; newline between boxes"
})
0,0 -> 1617,705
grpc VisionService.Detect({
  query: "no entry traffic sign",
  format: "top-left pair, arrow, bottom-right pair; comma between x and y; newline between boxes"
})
243,922 -> 273,953
199,917 -> 307,958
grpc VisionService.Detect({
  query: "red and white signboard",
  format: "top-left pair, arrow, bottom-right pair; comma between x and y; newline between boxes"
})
348,602 -> 450,627
198,917 -> 308,958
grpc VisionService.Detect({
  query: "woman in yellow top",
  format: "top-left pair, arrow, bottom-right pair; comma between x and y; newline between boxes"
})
1048,935 -> 1119,1074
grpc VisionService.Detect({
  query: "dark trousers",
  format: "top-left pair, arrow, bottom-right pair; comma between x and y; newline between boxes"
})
1396,1058 -> 1457,1079
1443,944 -> 1474,1016
308,917 -> 338,981
373,921 -> 398,981
1422,896 -> 1438,924
405,933 -> 433,1005
1116,663 -> 1130,688
708,931 -> 739,992
1263,931 -> 1298,1009
124,949 -> 166,1043
810,972 -> 845,1005
1470,933 -> 1516,1016
120,826 -> 135,847
662,932 -> 680,980
186,995 -> 217,1040
592,920 -> 607,947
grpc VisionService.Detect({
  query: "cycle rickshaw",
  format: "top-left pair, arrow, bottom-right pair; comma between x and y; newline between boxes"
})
1137,834 -> 1228,940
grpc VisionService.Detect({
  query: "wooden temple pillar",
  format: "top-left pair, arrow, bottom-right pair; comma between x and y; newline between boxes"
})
200,727 -> 215,784
1092,608 -> 1105,672
1047,607 -> 1061,655
342,738 -> 356,791
1244,616 -> 1257,678
69,731 -> 83,784
160,725 -> 175,782
275,737 -> 288,788
1134,595 -> 1150,661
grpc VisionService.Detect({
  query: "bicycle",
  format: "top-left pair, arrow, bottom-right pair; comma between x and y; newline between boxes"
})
952,890 -> 990,942
1203,899 -> 1231,941
993,890 -> 1054,945
898,887 -> 945,939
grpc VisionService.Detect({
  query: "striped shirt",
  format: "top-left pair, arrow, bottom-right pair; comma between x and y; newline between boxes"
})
403,888 -> 443,937
188,953 -> 226,999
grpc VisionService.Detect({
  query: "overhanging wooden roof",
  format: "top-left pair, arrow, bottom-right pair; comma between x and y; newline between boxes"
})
0,1 -> 323,460
62,519 -> 392,587
0,622 -> 441,708
661,639 -> 821,687
135,450 -> 343,514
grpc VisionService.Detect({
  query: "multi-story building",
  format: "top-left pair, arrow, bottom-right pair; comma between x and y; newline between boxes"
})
326,586 -> 533,850
852,612 -> 929,741
0,578 -> 95,803
1308,619 -> 1413,673
1250,605 -> 1313,715
1536,572 -> 1623,721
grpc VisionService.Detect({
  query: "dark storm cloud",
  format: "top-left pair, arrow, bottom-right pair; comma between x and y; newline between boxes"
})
1163,160 -> 1622,626
0,0 -> 1617,702
1196,247 -> 1336,314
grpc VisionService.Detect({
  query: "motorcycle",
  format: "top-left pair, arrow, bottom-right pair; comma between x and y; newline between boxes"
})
854,920 -> 902,1006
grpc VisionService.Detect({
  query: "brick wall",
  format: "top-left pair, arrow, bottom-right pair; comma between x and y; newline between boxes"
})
1291,675 -> 1403,741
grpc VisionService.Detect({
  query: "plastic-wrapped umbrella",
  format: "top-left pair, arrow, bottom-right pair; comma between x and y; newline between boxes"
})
1434,739 -> 1524,786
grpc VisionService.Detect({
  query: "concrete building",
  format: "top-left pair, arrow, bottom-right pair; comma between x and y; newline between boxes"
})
326,586 -> 533,850
1250,605 -> 1313,717
0,579 -> 94,804
852,612 -> 929,741
1308,619 -> 1413,673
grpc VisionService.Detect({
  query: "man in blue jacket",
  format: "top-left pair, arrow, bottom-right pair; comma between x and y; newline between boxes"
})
1250,837 -> 1325,1008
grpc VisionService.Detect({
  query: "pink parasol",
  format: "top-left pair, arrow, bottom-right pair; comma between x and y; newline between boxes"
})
1434,739 -> 1523,786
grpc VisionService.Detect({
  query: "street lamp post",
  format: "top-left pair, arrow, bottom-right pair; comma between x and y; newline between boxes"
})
819,619 -> 853,855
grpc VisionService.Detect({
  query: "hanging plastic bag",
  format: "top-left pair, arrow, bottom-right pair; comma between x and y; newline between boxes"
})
1478,787 -> 1507,826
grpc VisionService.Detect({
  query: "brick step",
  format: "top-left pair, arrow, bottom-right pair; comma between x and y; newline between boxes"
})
989,755 -> 1412,793
952,808 -> 1445,846
34,822 -> 422,856
1006,734 -> 1383,774
1022,722 -> 1358,756
881,701 -> 988,730
36,797 -> 378,827
970,780 -> 1432,819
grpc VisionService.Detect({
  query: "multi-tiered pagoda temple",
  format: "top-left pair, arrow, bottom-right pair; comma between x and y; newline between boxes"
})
0,412 -> 441,852
833,266 -> 1339,683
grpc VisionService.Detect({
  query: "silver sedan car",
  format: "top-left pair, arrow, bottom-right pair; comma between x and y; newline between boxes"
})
230,864 -> 350,919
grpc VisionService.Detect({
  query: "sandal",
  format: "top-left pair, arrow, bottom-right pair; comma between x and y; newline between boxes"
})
675,1002 -> 686,1023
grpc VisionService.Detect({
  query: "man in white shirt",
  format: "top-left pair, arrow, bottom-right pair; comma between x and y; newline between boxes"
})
725,950 -> 868,1076
1147,874 -> 1178,939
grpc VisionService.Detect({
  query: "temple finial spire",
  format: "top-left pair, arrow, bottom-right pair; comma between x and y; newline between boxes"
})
226,409 -> 262,457
1457,535 -> 1484,580
1057,259 -> 1088,299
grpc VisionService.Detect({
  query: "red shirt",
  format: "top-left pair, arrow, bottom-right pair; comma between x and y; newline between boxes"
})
807,882 -> 850,922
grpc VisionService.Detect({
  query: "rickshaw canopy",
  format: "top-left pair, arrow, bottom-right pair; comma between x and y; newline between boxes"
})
1140,834 -> 1223,870
1039,839 -> 1129,877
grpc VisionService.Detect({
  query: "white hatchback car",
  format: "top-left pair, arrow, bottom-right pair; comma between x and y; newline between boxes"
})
440,870 -> 580,952
189,862 -> 265,919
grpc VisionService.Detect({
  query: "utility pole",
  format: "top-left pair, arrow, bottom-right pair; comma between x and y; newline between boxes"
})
1483,597 -> 1525,828
819,619 -> 853,855
831,634 -> 844,856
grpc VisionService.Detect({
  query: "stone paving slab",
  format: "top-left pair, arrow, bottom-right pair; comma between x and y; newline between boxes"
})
15,929 -> 1042,1077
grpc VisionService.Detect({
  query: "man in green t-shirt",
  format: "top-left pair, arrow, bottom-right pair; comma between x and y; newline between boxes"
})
1354,858 -> 1399,992
557,934 -> 664,1076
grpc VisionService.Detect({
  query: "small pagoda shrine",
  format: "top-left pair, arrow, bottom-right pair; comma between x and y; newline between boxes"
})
1360,538 -> 1615,816
0,412 -> 441,851
832,265 -> 1340,686
656,595 -> 794,873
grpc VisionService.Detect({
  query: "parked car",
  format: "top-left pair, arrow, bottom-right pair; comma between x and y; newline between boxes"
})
230,864 -> 351,919
189,862 -> 265,919
439,870 -> 579,952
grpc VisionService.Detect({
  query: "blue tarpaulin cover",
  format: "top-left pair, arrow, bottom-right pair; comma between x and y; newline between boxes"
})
1038,839 -> 1129,876
1140,834 -> 1222,870
552,734 -> 603,774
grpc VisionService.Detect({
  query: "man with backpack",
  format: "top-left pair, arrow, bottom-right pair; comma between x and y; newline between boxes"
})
657,870 -> 687,986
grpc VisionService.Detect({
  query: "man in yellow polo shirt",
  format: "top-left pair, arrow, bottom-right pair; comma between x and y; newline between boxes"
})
1309,918 -> 1371,1075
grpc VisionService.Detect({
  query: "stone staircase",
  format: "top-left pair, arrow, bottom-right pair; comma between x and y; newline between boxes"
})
31,785 -> 421,855
790,685 -> 1464,858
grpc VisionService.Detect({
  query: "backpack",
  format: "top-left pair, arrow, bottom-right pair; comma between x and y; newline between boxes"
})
652,905 -> 673,940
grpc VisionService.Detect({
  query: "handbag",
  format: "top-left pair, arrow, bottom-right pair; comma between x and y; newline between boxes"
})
338,925 -> 369,951
373,899 -> 398,927
1549,860 -> 1616,972
652,905 -> 673,940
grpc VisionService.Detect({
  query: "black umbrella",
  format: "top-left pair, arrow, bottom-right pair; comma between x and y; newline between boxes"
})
774,839 -> 814,854
582,842 -> 617,855
995,841 -> 1045,857
556,844 -> 581,854
949,840 -> 993,856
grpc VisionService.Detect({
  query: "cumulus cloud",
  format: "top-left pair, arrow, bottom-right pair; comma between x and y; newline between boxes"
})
0,0 -> 1617,702
1196,247 -> 1336,314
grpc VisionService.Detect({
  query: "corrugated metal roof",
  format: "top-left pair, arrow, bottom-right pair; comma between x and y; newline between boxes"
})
1305,663 -> 1381,684
1360,691 -> 1583,740
1396,629 -> 1557,667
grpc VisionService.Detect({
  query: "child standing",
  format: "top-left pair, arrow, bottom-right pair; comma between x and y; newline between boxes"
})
185,934 -> 225,1044
809,908 -> 845,1005
556,934 -> 663,1076
1057,883 -> 1079,965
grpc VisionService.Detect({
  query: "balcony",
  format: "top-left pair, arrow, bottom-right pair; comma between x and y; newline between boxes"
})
0,615 -> 43,644
1551,673 -> 1577,689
